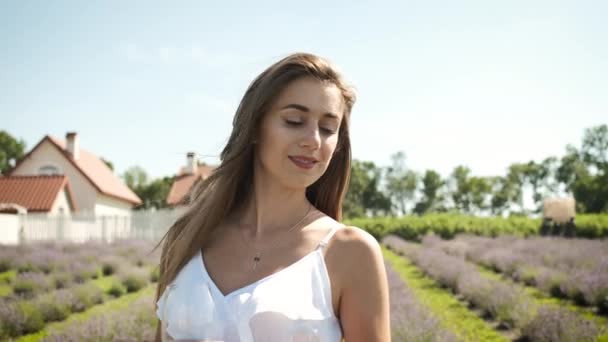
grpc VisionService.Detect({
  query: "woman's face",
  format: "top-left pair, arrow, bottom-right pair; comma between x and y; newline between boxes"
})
255,76 -> 345,190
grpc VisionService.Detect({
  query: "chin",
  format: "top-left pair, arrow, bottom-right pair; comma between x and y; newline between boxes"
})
283,174 -> 322,190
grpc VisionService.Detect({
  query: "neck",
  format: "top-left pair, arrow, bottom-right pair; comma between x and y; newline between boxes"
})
235,167 -> 312,239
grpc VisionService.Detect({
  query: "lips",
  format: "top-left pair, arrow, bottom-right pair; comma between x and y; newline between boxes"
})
289,156 -> 318,170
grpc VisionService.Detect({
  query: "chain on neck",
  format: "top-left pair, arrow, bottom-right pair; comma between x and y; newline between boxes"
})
236,203 -> 313,271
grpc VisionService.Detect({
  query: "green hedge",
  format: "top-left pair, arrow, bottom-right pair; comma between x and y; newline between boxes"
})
344,213 -> 608,241
572,214 -> 608,238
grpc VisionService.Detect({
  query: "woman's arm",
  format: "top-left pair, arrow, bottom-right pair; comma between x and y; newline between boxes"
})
336,227 -> 391,341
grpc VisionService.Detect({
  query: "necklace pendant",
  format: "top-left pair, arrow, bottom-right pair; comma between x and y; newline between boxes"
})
252,253 -> 261,271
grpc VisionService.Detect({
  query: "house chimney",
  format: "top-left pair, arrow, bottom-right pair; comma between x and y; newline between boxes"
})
186,152 -> 197,175
66,132 -> 79,160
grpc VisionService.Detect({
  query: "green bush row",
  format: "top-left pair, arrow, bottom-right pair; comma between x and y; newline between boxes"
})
345,213 -> 608,241
571,214 -> 608,238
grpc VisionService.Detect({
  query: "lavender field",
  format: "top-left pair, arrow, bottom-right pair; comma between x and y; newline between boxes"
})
1,237 -> 607,341
383,234 -> 608,341
426,235 -> 608,312
0,240 -> 160,341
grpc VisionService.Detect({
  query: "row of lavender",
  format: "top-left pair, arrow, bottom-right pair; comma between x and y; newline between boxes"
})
36,244 -> 603,341
40,293 -> 157,342
0,240 -> 159,302
0,240 -> 158,278
384,260 -> 458,341
0,240 -> 160,339
35,261 -> 459,342
383,235 -> 607,341
8,262 -> 457,340
429,235 -> 608,313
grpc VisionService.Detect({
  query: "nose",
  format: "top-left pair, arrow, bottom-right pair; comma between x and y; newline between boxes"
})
300,125 -> 321,149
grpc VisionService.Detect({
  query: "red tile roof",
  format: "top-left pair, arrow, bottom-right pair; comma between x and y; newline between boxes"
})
0,175 -> 76,213
166,165 -> 214,206
10,135 -> 141,206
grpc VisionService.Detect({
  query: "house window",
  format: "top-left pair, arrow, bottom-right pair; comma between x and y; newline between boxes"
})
39,165 -> 60,175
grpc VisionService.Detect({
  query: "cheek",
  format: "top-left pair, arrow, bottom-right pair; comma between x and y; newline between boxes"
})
259,121 -> 281,146
321,137 -> 339,162
258,126 -> 289,165
259,139 -> 281,165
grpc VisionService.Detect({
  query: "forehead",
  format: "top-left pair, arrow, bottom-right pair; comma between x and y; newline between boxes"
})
271,77 -> 344,119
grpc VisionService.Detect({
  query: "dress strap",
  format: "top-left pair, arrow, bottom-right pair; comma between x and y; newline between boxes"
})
317,225 -> 343,249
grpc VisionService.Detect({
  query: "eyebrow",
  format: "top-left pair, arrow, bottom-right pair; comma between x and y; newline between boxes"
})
280,103 -> 340,119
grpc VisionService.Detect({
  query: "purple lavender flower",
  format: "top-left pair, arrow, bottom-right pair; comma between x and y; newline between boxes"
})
521,306 -> 600,342
385,261 -> 458,342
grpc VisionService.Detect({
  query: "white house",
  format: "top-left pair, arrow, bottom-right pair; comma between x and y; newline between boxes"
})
7,132 -> 141,216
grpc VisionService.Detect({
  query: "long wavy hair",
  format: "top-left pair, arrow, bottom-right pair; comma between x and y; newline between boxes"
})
154,52 -> 356,341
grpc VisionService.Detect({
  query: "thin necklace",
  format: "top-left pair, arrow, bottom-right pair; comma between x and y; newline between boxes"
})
237,203 -> 312,272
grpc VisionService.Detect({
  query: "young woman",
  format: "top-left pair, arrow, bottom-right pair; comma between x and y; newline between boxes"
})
155,52 -> 390,341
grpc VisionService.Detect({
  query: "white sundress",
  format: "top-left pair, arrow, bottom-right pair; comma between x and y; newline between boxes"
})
156,226 -> 343,342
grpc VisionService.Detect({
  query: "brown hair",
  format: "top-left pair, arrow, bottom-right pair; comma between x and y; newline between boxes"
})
154,52 -> 356,340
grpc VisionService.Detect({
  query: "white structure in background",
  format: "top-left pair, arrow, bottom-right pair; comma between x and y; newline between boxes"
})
543,196 -> 576,224
0,175 -> 78,244
0,132 -> 143,244
8,132 -> 141,215
0,204 -> 27,245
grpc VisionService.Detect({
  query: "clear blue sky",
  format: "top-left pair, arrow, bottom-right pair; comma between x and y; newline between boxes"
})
2,1 -> 606,180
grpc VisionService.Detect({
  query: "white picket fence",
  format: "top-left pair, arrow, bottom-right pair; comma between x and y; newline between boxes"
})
0,208 -> 185,245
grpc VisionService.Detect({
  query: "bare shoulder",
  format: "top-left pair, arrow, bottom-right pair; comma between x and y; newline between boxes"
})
333,225 -> 380,250
330,226 -> 384,282
321,222 -> 385,288
312,212 -> 378,251
328,225 -> 390,340
310,214 -> 384,287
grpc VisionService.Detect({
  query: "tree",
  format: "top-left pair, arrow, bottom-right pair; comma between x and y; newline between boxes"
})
449,165 -> 473,213
448,166 -> 493,215
505,163 -> 527,214
582,125 -> 608,211
122,166 -> 174,210
137,176 -> 174,210
539,156 -> 561,196
385,151 -> 418,215
581,124 -> 608,173
554,125 -> 608,213
413,170 -> 445,215
122,166 -> 148,190
0,130 -> 26,175
556,144 -> 587,191
521,160 -> 556,213
468,176 -> 493,214
343,160 -> 392,218
489,176 -> 512,216
401,170 -> 418,214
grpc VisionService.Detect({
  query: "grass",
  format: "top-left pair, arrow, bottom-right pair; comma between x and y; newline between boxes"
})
383,247 -> 508,342
0,283 -> 11,297
0,270 -> 15,283
92,274 -> 118,292
0,270 -> 16,297
17,284 -> 155,342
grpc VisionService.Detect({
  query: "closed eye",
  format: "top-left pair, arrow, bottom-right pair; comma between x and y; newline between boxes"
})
285,120 -> 303,126
321,127 -> 336,135
285,119 -> 337,135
